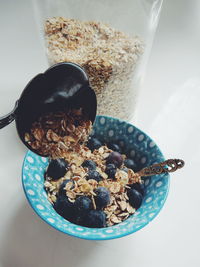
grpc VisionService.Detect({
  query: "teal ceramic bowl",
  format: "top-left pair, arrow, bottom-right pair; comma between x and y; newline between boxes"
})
22,116 -> 169,240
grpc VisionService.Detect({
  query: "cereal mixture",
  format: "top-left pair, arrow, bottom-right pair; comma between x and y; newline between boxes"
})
44,17 -> 144,120
24,109 -> 92,158
44,144 -> 142,227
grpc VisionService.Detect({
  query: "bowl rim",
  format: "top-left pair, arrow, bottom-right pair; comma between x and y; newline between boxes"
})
22,115 -> 170,240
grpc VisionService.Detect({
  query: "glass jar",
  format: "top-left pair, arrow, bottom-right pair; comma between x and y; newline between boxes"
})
33,0 -> 163,121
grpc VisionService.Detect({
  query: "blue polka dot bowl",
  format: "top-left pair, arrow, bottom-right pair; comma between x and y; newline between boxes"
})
22,115 -> 169,240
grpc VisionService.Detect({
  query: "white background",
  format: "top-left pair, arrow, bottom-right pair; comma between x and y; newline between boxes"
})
0,0 -> 199,266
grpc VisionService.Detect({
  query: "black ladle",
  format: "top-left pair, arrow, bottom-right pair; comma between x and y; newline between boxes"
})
0,62 -> 97,156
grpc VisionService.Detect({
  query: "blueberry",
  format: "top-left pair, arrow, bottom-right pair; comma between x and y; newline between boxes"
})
75,214 -> 87,226
124,158 -> 136,170
84,210 -> 107,228
82,160 -> 96,170
87,137 -> 102,151
58,179 -> 74,196
46,158 -> 68,180
74,196 -> 92,213
86,170 -> 102,182
130,182 -> 145,196
127,188 -> 143,210
106,152 -> 123,168
94,187 -> 110,209
105,163 -> 117,179
54,195 -> 75,222
107,143 -> 121,153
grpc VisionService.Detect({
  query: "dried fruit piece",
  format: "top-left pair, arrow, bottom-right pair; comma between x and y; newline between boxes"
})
106,152 -> 123,167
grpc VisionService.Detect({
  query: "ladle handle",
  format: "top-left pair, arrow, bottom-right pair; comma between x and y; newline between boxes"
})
0,100 -> 18,129
136,159 -> 185,177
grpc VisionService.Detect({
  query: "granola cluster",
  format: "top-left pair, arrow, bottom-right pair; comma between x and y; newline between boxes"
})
44,17 -> 144,120
24,109 -> 92,158
44,145 -> 142,226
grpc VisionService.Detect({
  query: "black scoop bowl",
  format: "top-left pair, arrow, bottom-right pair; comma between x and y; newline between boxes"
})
0,62 -> 97,156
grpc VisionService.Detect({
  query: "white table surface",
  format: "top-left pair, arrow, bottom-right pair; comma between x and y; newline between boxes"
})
0,1 -> 199,266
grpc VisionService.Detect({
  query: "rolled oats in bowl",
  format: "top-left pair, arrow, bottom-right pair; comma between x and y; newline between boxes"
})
44,17 -> 144,120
